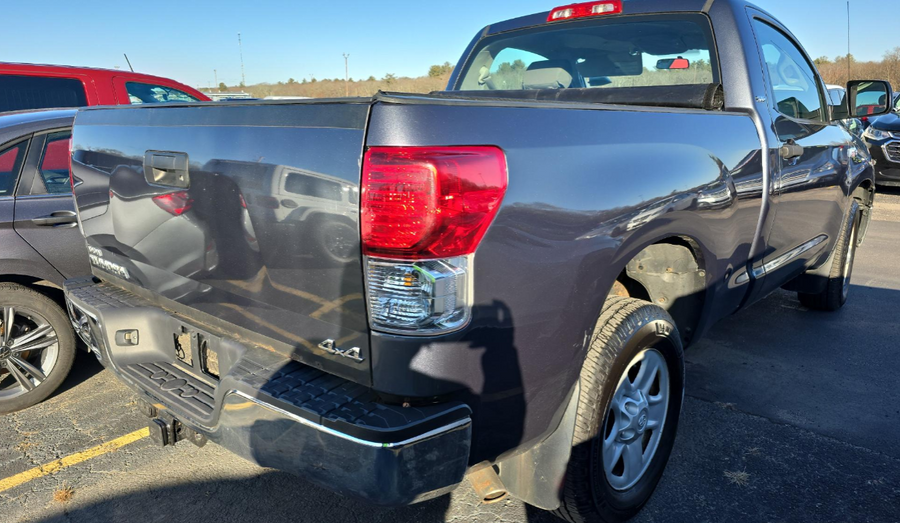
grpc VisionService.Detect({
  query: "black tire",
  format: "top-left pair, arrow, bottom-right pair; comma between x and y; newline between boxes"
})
798,201 -> 860,311
0,283 -> 76,414
554,297 -> 685,523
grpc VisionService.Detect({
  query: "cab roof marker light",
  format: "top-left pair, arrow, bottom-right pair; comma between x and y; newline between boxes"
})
547,0 -> 623,22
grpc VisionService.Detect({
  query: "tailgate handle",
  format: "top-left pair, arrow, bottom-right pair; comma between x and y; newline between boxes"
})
144,151 -> 190,188
33,210 -> 77,227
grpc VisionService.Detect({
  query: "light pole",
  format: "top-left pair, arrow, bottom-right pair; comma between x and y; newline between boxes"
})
343,53 -> 350,97
847,0 -> 851,81
238,32 -> 246,88
214,69 -> 219,91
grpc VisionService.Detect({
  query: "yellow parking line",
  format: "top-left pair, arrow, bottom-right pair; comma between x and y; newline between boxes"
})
0,427 -> 150,493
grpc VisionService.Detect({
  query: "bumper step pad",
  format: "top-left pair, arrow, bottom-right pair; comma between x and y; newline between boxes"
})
232,358 -> 469,443
65,276 -> 471,443
125,362 -> 217,420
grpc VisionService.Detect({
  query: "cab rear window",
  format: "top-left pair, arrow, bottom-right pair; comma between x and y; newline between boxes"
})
455,14 -> 718,92
0,75 -> 87,112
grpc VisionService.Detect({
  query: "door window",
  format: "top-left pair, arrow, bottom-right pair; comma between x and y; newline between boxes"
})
37,131 -> 73,195
0,141 -> 28,197
125,82 -> 199,104
752,20 -> 824,121
0,75 -> 87,112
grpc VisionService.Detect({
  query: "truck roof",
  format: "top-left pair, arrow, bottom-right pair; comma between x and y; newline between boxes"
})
485,0 -> 761,35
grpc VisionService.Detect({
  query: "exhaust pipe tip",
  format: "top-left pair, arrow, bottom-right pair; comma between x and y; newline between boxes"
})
468,466 -> 509,505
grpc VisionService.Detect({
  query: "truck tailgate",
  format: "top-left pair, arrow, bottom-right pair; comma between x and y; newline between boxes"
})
71,101 -> 371,384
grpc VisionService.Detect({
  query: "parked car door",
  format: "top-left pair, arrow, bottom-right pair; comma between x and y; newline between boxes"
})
13,128 -> 90,279
748,15 -> 850,297
0,138 -> 29,243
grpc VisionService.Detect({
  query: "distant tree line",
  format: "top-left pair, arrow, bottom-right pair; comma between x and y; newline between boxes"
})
208,63 -> 456,98
816,49 -> 900,89
209,50 -> 900,99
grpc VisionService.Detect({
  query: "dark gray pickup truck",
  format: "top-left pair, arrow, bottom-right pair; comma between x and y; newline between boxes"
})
63,0 -> 890,520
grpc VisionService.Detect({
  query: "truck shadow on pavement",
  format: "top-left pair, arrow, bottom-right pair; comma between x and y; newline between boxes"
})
28,470 -> 556,523
47,348 -> 104,400
26,282 -> 900,523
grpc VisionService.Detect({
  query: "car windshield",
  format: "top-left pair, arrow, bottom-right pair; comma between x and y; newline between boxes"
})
454,14 -> 717,91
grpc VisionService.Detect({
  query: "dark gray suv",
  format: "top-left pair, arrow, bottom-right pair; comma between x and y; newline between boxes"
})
0,109 -> 88,413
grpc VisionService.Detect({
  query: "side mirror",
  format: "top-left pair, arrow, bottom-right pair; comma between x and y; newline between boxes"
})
844,80 -> 893,119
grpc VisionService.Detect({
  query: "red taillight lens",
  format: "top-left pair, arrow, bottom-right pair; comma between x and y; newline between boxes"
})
361,146 -> 508,259
153,191 -> 194,216
548,0 -> 622,21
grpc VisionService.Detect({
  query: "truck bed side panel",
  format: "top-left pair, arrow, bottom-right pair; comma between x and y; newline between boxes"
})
365,99 -> 764,463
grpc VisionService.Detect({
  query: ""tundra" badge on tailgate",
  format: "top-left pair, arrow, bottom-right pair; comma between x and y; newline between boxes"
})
88,246 -> 131,280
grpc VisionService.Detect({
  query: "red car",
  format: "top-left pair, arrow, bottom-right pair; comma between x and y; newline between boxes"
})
0,62 -> 210,112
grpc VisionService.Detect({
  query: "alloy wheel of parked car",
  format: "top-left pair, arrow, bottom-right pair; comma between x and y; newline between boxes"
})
602,348 -> 670,491
0,307 -> 59,397
0,284 -> 75,414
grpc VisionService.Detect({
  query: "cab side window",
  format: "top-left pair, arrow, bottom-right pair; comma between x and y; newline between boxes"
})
0,141 -> 28,197
125,82 -> 199,104
0,76 -> 87,112
37,131 -> 73,195
753,20 -> 824,121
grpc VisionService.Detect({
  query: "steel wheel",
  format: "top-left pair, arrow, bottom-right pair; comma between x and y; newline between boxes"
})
602,348 -> 670,491
0,306 -> 59,400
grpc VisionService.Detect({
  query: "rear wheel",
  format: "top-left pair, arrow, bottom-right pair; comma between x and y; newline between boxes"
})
554,297 -> 685,523
0,284 -> 75,414
798,202 -> 860,311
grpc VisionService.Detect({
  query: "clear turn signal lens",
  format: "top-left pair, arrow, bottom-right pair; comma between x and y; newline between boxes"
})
365,256 -> 470,334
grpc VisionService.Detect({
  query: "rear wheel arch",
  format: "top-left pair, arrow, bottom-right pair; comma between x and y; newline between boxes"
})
605,235 -> 710,346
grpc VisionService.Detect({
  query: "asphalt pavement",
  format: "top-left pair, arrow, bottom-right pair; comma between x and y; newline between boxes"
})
1,192 -> 899,523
